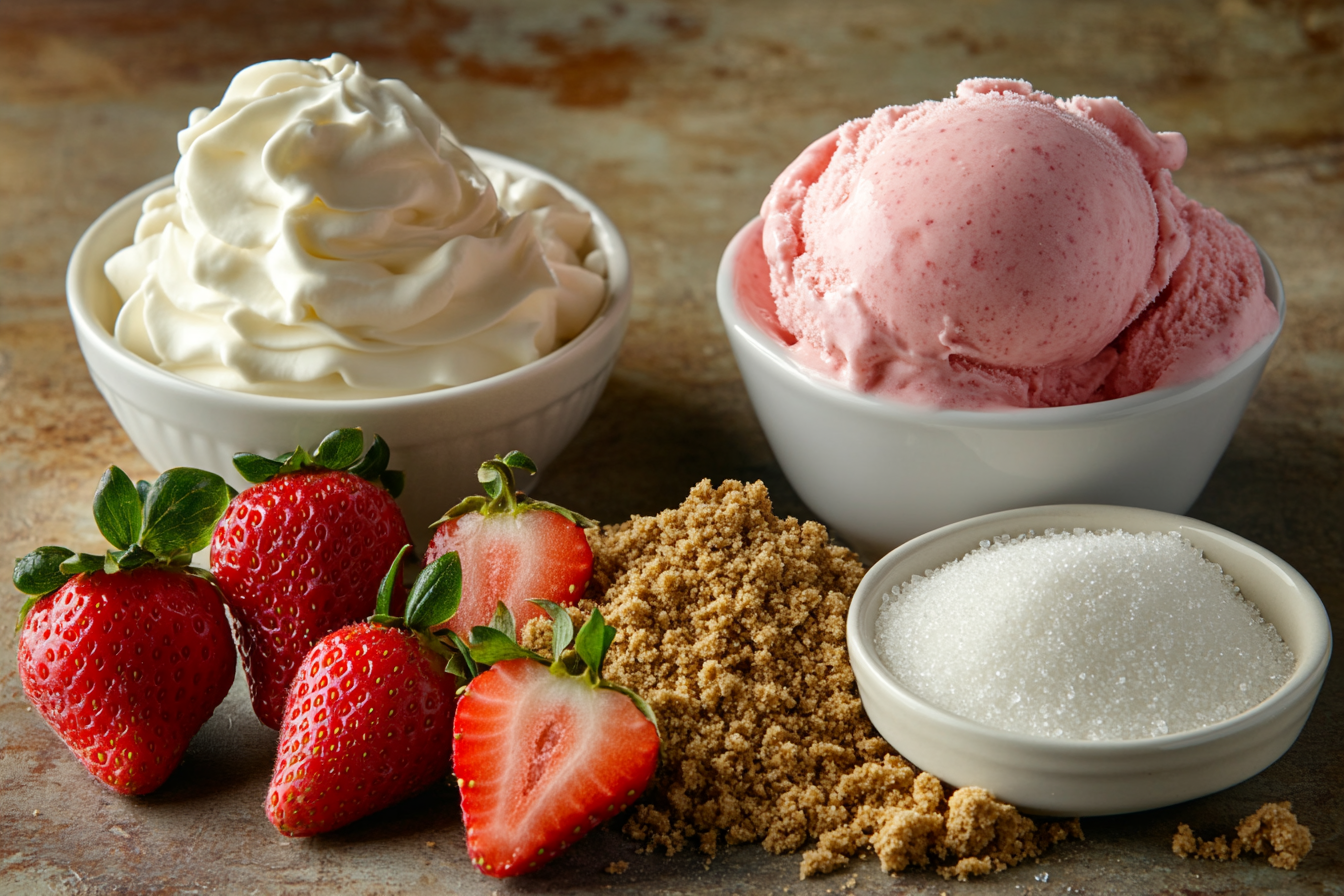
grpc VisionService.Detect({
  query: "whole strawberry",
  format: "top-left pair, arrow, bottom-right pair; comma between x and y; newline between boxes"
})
211,428 -> 412,729
267,547 -> 464,836
14,466 -> 236,795
454,601 -> 660,877
425,451 -> 594,642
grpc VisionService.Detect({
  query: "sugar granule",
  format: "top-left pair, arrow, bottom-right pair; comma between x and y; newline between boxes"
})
559,480 -> 1080,879
1173,802 -> 1312,870
874,529 -> 1295,740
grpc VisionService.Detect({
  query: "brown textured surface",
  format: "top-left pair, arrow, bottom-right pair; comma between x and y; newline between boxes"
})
1,0 -> 1341,892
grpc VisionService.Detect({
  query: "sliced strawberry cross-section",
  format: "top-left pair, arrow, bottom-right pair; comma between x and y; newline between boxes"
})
451,600 -> 659,878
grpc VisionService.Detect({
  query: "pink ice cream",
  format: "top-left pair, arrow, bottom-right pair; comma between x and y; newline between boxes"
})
758,78 -> 1280,409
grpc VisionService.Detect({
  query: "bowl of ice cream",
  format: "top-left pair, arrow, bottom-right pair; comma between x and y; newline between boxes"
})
845,504 -> 1331,816
66,55 -> 631,545
718,79 -> 1283,561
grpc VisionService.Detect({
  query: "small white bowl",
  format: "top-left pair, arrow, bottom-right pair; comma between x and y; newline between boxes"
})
717,219 -> 1285,562
67,150 -> 631,547
846,504 -> 1331,816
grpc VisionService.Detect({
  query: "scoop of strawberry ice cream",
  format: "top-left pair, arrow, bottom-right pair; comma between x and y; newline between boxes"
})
759,78 -> 1275,409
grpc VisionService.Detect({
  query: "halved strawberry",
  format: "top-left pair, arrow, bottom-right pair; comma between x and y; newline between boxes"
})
425,451 -> 594,642
452,601 -> 659,877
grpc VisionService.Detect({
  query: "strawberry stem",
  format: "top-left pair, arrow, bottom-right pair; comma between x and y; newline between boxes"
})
373,545 -> 412,619
432,451 -> 597,528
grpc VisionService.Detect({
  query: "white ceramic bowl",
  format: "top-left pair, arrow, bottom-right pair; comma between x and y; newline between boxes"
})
846,504 -> 1330,816
718,219 -> 1285,562
67,149 -> 631,549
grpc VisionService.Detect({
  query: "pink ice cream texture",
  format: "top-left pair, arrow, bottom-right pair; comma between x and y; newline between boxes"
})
759,78 -> 1280,409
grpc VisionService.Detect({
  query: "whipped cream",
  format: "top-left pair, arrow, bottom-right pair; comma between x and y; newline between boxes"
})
105,54 -> 608,398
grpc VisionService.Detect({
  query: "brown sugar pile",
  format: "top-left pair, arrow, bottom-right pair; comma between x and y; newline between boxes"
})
565,479 -> 1081,879
1173,802 -> 1312,870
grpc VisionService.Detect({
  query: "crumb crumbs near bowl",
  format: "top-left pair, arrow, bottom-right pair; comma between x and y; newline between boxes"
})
1173,801 -> 1312,870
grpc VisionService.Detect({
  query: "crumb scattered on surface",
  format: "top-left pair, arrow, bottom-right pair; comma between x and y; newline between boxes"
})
1173,802 -> 1312,870
555,479 -> 1081,879
604,861 -> 629,874
425,841 -> 436,848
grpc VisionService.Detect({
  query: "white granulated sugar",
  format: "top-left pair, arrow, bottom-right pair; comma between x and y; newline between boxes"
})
873,529 -> 1296,741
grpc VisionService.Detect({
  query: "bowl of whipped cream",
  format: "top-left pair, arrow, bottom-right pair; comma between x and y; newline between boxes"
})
66,54 -> 631,544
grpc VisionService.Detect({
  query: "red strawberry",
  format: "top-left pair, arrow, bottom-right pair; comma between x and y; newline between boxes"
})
14,466 -> 236,795
267,547 -> 464,836
211,428 -> 413,729
425,451 -> 594,642
453,601 -> 659,877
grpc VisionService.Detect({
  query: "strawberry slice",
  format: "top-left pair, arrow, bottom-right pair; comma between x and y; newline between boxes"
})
452,602 -> 659,877
425,451 -> 594,642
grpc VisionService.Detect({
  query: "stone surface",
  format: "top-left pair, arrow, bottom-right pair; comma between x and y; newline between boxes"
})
1,0 -> 1341,892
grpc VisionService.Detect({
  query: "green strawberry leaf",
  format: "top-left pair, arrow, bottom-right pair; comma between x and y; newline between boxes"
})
349,434 -> 390,480
314,428 -> 364,471
405,552 -> 463,632
433,495 -> 487,526
375,544 -> 412,618
93,466 -> 143,550
575,607 -> 615,678
444,629 -> 479,680
139,468 -> 233,559
500,450 -> 537,475
478,460 -> 510,504
379,469 -> 405,499
60,552 -> 106,576
16,594 -> 42,633
468,626 -> 547,665
13,546 -> 75,596
107,544 -> 155,572
233,453 -> 284,484
416,628 -> 466,673
443,651 -> 469,681
236,430 -> 404,492
488,601 -> 516,642
276,444 -> 318,476
523,498 -> 598,529
531,599 -> 574,662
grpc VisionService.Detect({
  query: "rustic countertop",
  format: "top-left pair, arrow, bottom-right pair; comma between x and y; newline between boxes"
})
2,1 -> 1341,893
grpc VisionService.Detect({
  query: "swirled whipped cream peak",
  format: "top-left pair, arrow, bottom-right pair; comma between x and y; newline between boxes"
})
105,53 -> 609,398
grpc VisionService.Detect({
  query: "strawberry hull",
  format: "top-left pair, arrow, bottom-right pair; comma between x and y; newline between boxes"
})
266,621 -> 458,837
17,569 -> 236,796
